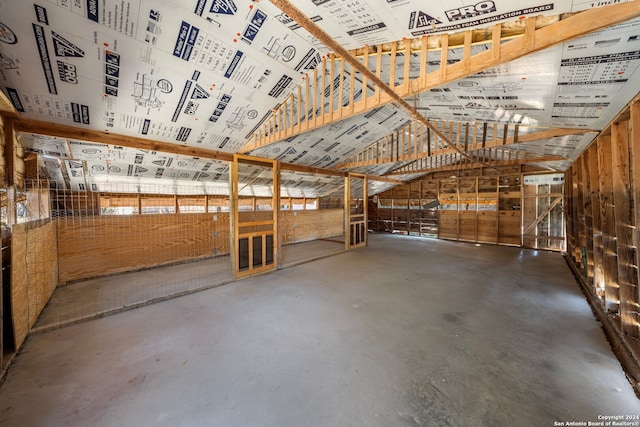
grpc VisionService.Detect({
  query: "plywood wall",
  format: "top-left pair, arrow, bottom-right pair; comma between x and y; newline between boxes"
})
564,96 -> 640,394
57,213 -> 231,283
565,98 -> 640,341
372,172 -> 524,246
280,209 -> 344,244
10,220 -> 57,349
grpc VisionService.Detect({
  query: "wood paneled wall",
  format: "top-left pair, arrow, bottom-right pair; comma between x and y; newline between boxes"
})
280,209 -> 344,244
371,169 -> 524,246
564,98 -> 640,394
57,213 -> 231,283
57,209 -> 345,282
10,220 -> 57,349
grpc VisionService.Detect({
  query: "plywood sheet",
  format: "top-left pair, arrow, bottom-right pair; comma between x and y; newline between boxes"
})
25,221 -> 58,327
10,224 -> 28,350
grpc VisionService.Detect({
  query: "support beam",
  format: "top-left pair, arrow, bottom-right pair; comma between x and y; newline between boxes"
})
243,2 -> 640,153
263,0 -> 486,169
338,121 -> 592,169
15,118 -> 235,162
0,92 -> 18,117
386,154 -> 564,176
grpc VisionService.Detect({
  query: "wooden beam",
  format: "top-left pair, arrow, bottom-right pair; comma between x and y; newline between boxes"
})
522,196 -> 561,236
0,92 -> 18,117
505,127 -> 595,145
338,121 -> 578,170
243,2 -> 640,153
4,116 -> 15,187
280,162 -> 345,177
15,118 -> 234,162
386,154 -> 563,176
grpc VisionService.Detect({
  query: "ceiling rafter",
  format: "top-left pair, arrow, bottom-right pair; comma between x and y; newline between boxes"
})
242,1 -> 640,154
386,152 -> 566,176
12,117 -> 402,186
337,120 -> 593,169
254,0 -> 509,171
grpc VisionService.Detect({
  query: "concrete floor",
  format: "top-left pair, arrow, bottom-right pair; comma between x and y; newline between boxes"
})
33,238 -> 345,332
1,234 -> 638,426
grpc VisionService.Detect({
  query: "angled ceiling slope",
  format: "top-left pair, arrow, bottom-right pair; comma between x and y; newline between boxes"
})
1,0 -> 640,195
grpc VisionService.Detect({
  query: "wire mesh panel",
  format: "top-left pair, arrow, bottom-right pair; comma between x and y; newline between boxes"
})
348,174 -> 367,248
28,178 -> 232,331
278,170 -> 346,267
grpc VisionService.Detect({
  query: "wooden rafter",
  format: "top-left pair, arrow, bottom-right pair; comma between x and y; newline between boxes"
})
0,92 -> 18,117
242,2 -> 640,153
263,0 -> 483,168
385,152 -> 566,176
337,120 -> 592,169
15,118 -> 236,162
13,117 -> 402,186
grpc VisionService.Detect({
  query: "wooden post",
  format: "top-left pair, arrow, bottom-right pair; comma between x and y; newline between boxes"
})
274,161 -> 281,269
581,152 -> 595,285
588,144 -> 604,296
344,175 -> 350,251
229,159 -> 238,278
611,120 -> 639,338
598,134 -> 620,308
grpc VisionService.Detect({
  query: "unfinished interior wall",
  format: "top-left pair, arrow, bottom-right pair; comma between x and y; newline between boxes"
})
565,97 -> 640,383
278,170 -> 347,267
10,220 -> 57,350
57,212 -> 230,282
371,167 -> 528,246
280,209 -> 344,244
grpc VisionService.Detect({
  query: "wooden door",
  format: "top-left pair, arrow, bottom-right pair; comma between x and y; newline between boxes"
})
232,155 -> 278,278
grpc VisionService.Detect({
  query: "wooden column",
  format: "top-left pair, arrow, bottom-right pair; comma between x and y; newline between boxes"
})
229,159 -> 238,277
581,152 -> 595,285
587,144 -> 605,297
274,161 -> 281,268
344,175 -> 350,251
597,134 -> 620,313
611,120 -> 639,337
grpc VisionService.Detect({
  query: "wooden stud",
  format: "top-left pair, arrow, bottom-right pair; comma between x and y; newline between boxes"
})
320,58 -> 326,123
387,43 -> 398,90
587,144 -> 605,296
329,57 -> 335,121
597,134 -> 620,312
362,48 -> 369,110
420,35 -> 428,88
463,30 -> 472,74
491,23 -> 501,63
630,101 -> 640,313
611,120 -> 639,337
440,34 -> 449,81
313,66 -> 318,127
403,38 -> 411,89
375,48 -> 383,103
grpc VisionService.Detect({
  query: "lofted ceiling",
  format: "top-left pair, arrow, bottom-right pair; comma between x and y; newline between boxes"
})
1,0 -> 640,196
